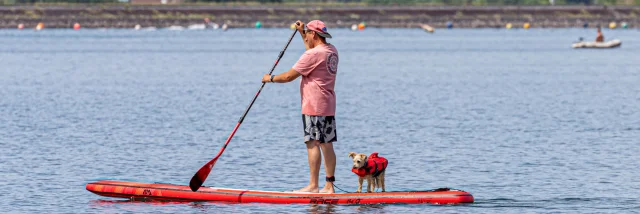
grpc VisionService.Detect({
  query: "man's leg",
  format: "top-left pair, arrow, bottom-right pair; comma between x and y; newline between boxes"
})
319,142 -> 336,193
296,140 -> 321,193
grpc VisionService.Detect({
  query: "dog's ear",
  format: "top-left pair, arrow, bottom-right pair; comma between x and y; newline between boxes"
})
359,154 -> 368,161
348,152 -> 356,159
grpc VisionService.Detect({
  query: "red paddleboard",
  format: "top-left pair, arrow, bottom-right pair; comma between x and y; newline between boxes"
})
86,180 -> 473,205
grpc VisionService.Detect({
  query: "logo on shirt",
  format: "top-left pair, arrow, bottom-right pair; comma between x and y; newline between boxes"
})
326,53 -> 338,75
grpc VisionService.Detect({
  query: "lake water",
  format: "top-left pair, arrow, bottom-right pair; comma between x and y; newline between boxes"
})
1,27 -> 639,213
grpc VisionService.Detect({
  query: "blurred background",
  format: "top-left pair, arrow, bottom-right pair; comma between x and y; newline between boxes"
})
0,0 -> 638,29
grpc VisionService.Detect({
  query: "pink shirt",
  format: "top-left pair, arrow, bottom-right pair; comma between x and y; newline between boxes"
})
293,44 -> 339,116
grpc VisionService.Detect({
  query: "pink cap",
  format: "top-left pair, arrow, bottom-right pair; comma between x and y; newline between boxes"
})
306,20 -> 332,38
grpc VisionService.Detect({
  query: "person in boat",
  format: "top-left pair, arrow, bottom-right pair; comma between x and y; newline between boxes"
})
262,20 -> 339,193
595,27 -> 604,42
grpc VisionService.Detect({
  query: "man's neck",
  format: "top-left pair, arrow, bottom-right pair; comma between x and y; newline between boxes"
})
312,41 -> 327,48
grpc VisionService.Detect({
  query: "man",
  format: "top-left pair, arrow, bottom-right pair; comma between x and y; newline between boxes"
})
595,27 -> 604,42
262,20 -> 339,193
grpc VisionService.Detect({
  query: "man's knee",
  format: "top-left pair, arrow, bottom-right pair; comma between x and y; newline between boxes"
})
306,140 -> 321,147
319,142 -> 334,150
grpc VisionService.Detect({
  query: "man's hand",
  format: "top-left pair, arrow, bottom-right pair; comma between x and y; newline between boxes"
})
262,74 -> 272,83
296,20 -> 305,33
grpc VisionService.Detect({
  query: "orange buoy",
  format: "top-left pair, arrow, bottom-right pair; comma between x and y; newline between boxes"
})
73,23 -> 80,30
36,22 -> 44,30
357,22 -> 366,30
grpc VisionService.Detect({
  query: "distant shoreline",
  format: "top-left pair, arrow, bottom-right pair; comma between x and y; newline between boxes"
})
0,5 -> 638,29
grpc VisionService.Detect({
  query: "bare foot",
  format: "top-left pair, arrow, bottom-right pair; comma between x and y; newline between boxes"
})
319,183 -> 335,193
293,185 -> 319,193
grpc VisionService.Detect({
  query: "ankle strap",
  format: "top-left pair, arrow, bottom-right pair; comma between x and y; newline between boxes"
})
326,176 -> 335,182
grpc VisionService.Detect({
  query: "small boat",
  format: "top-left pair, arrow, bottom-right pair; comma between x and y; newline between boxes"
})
187,24 -> 206,30
572,39 -> 621,48
86,180 -> 474,205
187,23 -> 219,30
166,26 -> 185,31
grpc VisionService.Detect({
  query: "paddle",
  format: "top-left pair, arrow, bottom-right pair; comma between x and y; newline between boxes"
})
189,28 -> 299,192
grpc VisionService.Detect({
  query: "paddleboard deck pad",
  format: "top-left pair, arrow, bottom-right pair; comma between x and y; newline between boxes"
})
86,180 -> 473,204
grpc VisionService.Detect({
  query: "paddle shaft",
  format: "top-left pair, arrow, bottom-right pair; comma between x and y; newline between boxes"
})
190,29 -> 298,192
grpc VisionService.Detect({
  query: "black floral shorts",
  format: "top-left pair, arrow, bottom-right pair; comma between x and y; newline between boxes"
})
302,115 -> 337,143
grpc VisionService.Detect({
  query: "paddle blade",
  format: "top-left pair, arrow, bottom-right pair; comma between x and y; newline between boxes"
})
189,159 -> 216,192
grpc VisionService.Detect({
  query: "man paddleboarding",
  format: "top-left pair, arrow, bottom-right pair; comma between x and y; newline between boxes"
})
262,20 -> 339,193
595,26 -> 604,42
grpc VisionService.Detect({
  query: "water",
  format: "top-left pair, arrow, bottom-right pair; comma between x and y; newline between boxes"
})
1,27 -> 639,213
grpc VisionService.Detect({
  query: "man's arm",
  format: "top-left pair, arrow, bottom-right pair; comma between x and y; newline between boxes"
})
295,21 -> 311,50
297,23 -> 305,41
262,68 -> 302,83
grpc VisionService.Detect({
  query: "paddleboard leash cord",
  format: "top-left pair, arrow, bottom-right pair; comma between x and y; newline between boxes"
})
327,176 -> 386,193
327,176 -> 352,193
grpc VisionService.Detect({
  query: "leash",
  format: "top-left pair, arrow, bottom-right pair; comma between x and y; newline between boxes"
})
327,176 -> 386,193
326,176 -> 352,193
331,183 -> 352,193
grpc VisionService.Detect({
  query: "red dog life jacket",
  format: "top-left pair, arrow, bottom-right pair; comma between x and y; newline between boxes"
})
352,152 -> 388,177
